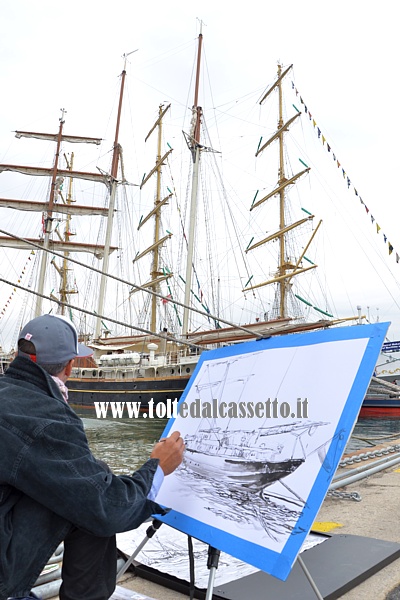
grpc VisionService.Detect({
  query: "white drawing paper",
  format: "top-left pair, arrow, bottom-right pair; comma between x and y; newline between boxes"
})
155,322 -> 388,580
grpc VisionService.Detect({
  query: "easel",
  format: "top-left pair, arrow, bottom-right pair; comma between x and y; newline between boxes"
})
204,546 -> 324,600
117,519 -> 325,600
296,555 -> 324,600
116,519 -> 163,581
205,546 -> 220,600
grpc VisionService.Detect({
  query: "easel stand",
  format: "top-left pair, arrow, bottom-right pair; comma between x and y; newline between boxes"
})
118,523 -> 324,599
203,548 -> 323,600
116,519 -> 163,581
296,556 -> 324,600
205,546 -> 220,600
117,520 -> 222,598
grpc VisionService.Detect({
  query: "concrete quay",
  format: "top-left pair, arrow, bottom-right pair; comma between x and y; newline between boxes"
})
314,446 -> 400,600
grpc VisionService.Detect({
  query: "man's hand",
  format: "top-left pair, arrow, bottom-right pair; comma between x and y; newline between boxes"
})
150,431 -> 185,476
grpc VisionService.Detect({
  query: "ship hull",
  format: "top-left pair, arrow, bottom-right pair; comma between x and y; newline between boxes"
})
67,375 -> 189,409
360,395 -> 400,417
183,448 -> 304,491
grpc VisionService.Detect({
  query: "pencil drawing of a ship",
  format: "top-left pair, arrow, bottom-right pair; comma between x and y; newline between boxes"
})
183,420 -> 327,492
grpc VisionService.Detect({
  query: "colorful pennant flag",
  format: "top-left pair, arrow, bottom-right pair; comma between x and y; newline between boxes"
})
291,81 -> 397,263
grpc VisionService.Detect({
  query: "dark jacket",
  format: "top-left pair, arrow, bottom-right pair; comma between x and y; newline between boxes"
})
0,356 -> 164,599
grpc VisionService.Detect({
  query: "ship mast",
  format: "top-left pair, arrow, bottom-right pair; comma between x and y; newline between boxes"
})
35,109 -> 66,316
50,151 -> 78,314
135,103 -> 173,332
182,30 -> 203,337
61,153 -> 76,313
277,65 -> 288,317
0,118 -> 113,324
152,108 -> 164,329
245,64 -> 320,319
94,52 -> 135,339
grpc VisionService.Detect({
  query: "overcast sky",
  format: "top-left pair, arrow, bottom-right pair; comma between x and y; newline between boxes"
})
1,0 -> 400,346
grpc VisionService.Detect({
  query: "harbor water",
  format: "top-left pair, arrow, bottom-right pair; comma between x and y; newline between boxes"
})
76,410 -> 167,473
348,416 -> 400,451
75,409 -> 400,472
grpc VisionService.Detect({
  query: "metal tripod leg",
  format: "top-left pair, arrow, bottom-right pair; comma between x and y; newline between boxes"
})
205,546 -> 221,600
116,519 -> 163,582
297,555 -> 324,600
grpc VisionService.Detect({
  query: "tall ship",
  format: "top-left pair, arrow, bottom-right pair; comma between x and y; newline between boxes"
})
0,33 -> 397,411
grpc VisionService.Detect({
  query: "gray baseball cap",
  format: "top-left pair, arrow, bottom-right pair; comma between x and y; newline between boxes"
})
18,314 -> 93,364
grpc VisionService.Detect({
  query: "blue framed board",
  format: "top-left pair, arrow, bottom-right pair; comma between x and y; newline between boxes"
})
155,322 -> 389,581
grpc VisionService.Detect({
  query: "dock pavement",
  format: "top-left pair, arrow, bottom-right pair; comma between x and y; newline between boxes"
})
48,439 -> 400,600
